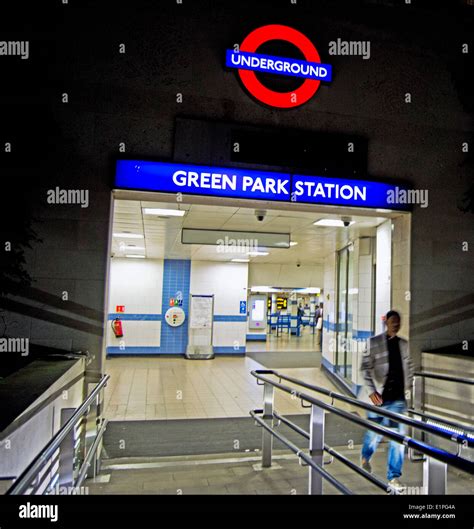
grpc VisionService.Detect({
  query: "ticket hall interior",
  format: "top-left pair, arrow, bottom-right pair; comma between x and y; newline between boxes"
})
103,192 -> 411,421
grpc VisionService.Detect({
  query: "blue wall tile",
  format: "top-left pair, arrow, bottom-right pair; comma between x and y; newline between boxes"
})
108,313 -> 162,320
160,259 -> 191,354
213,315 -> 247,322
107,346 -> 162,354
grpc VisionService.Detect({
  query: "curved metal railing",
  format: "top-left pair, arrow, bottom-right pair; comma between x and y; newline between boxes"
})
409,370 -> 474,461
261,369 -> 474,447
6,374 -> 110,495
414,371 -> 474,386
250,369 -> 474,495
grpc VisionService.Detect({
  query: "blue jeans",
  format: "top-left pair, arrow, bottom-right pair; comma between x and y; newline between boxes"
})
361,399 -> 407,481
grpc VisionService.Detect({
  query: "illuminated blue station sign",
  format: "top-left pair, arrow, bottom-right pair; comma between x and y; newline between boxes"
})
115,160 -> 410,211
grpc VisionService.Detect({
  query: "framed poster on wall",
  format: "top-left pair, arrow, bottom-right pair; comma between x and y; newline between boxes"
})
186,294 -> 215,359
190,295 -> 213,329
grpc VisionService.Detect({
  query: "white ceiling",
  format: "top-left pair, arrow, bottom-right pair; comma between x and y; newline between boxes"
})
111,199 -> 389,265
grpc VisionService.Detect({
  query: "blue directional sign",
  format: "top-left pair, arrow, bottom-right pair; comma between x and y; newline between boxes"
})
240,301 -> 247,314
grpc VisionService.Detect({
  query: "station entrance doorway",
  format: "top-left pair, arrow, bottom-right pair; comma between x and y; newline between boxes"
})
101,187 -> 411,421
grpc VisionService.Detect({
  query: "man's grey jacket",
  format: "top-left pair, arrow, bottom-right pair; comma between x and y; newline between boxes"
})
359,332 -> 414,404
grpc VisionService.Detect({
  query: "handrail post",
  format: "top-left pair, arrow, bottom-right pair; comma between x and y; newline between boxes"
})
58,408 -> 75,490
423,456 -> 447,494
410,375 -> 425,461
92,393 -> 101,478
93,385 -> 106,478
249,371 -> 474,484
309,404 -> 324,494
262,382 -> 274,468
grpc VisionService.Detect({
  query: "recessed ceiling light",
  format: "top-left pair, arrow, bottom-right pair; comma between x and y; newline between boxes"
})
250,286 -> 280,293
231,259 -> 250,263
247,251 -> 269,256
113,233 -> 144,239
292,287 -> 321,294
125,254 -> 146,259
313,219 -> 355,227
289,241 -> 298,246
143,208 -> 186,216
121,246 -> 145,251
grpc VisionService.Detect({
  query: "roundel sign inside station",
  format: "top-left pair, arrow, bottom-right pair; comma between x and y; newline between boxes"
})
165,307 -> 186,327
226,25 -> 332,109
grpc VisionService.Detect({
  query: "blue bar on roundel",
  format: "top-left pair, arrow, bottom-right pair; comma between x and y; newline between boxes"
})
225,49 -> 332,82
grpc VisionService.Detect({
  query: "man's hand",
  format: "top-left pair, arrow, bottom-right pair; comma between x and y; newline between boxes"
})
369,392 -> 383,406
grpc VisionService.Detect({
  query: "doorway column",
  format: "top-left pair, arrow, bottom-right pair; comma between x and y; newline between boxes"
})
270,294 -> 277,331
290,292 -> 298,336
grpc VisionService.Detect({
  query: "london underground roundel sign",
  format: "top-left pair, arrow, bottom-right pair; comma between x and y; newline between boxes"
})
226,25 -> 332,109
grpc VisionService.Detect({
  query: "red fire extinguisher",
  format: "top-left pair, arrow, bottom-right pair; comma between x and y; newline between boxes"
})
111,318 -> 123,338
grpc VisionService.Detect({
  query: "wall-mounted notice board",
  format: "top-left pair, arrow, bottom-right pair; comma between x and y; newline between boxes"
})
190,295 -> 213,329
186,294 -> 214,359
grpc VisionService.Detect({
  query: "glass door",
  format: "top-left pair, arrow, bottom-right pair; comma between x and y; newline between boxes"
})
336,244 -> 354,382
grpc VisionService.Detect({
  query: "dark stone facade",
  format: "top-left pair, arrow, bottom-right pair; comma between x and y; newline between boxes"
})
1,1 -> 473,377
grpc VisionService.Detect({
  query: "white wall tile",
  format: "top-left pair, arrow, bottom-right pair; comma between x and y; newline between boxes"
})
375,220 -> 392,334
190,261 -> 248,314
249,263 -> 323,287
106,258 -> 164,348
190,261 -> 248,347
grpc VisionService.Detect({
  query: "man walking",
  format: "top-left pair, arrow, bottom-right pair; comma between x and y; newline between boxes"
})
315,303 -> 323,347
360,310 -> 414,491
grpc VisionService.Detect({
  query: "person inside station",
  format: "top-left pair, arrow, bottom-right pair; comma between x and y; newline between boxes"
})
315,303 -> 323,345
359,310 -> 414,491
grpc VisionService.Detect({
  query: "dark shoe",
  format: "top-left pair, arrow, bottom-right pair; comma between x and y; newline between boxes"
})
361,457 -> 372,474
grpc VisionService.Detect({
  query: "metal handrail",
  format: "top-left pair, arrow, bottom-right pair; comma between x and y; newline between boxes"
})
414,371 -> 474,385
76,418 -> 109,488
253,369 -> 474,447
7,374 -> 110,495
272,411 -> 389,493
250,410 -> 353,495
251,370 -> 474,475
407,408 -> 474,434
410,370 -> 473,462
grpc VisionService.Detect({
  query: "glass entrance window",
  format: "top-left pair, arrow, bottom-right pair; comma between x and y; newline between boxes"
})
335,244 -> 354,382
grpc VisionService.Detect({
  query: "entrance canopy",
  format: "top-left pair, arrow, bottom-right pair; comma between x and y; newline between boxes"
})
115,160 -> 411,212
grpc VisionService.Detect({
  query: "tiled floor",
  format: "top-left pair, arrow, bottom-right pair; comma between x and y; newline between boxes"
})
103,355 -> 351,421
88,448 -> 474,495
246,328 -> 321,352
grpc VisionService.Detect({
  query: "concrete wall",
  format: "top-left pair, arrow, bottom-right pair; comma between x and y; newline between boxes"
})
0,360 -> 85,489
392,214 -> 412,339
422,353 -> 474,427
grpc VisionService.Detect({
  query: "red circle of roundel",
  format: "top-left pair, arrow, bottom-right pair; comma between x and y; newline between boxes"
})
238,25 -> 321,109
